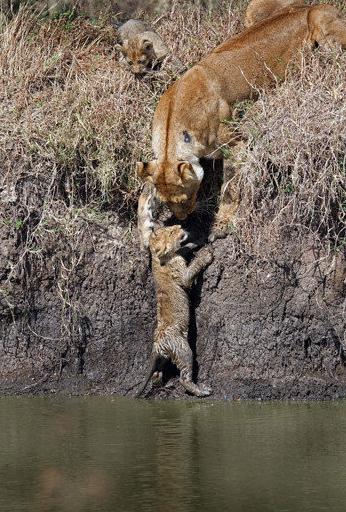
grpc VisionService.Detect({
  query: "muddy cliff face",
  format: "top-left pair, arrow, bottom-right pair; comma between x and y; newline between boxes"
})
1,206 -> 345,399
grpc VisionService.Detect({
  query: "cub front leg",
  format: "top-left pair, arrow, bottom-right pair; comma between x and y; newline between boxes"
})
184,248 -> 213,288
209,142 -> 243,242
137,181 -> 157,251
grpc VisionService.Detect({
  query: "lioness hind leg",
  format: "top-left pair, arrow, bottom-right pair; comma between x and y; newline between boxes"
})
209,170 -> 240,242
324,18 -> 346,49
173,342 -> 212,397
310,6 -> 346,49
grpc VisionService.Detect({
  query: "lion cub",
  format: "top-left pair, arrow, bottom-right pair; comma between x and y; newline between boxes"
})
117,19 -> 169,75
137,225 -> 213,397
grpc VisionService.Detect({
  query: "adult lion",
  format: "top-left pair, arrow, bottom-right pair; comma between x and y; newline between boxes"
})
137,3 -> 346,246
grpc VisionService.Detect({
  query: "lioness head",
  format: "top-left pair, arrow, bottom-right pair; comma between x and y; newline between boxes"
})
121,37 -> 156,75
149,225 -> 187,260
136,160 -> 201,220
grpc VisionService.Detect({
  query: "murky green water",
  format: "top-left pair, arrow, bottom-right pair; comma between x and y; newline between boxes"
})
1,398 -> 346,512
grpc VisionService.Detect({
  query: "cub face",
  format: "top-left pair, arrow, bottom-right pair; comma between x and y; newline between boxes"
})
136,160 -> 201,220
149,226 -> 188,260
122,37 -> 156,75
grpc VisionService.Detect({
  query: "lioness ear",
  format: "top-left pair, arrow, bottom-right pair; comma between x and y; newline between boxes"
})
142,39 -> 153,51
178,162 -> 197,183
136,161 -> 154,182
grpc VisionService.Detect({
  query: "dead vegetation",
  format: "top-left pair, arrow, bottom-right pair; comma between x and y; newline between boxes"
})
230,47 -> 346,258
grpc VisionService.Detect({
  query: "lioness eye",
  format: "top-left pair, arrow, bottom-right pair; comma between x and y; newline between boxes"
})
127,60 -> 133,65
183,131 -> 191,143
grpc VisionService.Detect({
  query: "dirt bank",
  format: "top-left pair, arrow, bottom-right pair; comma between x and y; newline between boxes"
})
1,203 -> 345,399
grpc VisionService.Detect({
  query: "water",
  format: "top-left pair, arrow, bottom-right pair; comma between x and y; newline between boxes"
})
0,397 -> 346,512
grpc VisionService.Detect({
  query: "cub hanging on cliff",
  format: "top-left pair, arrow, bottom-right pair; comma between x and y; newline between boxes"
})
136,3 -> 346,244
136,225 -> 213,397
116,19 -> 169,76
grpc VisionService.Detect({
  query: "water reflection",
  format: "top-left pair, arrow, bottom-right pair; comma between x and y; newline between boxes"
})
0,398 -> 346,512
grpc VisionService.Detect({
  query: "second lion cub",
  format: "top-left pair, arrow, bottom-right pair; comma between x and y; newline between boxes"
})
117,19 -> 169,75
137,225 -> 213,397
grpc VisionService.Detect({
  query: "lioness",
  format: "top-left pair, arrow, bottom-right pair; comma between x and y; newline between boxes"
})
136,4 -> 346,244
136,225 -> 213,397
116,19 -> 169,75
244,0 -> 305,27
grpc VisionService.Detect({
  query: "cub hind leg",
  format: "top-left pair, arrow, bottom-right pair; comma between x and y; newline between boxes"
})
171,339 -> 212,397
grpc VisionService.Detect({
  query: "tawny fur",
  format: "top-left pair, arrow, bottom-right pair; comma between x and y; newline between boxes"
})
136,3 -> 346,245
244,0 -> 305,28
117,19 -> 169,75
136,226 -> 213,397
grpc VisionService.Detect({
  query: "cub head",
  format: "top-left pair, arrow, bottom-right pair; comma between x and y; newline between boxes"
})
136,160 -> 201,220
120,36 -> 156,75
149,225 -> 187,261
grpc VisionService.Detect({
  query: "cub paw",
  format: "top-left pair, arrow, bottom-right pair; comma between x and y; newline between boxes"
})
199,247 -> 214,266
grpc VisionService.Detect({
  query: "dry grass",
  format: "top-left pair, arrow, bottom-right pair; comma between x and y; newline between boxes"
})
230,47 -> 346,257
0,2 -> 244,318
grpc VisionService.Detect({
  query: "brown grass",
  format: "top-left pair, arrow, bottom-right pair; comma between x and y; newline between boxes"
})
230,46 -> 346,257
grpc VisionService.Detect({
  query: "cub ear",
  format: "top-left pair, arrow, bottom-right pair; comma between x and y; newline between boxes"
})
178,162 -> 198,183
142,39 -> 153,51
136,161 -> 154,182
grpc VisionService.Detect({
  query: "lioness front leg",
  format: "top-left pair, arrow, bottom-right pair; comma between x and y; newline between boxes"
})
173,343 -> 212,397
184,248 -> 214,288
209,143 -> 243,242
